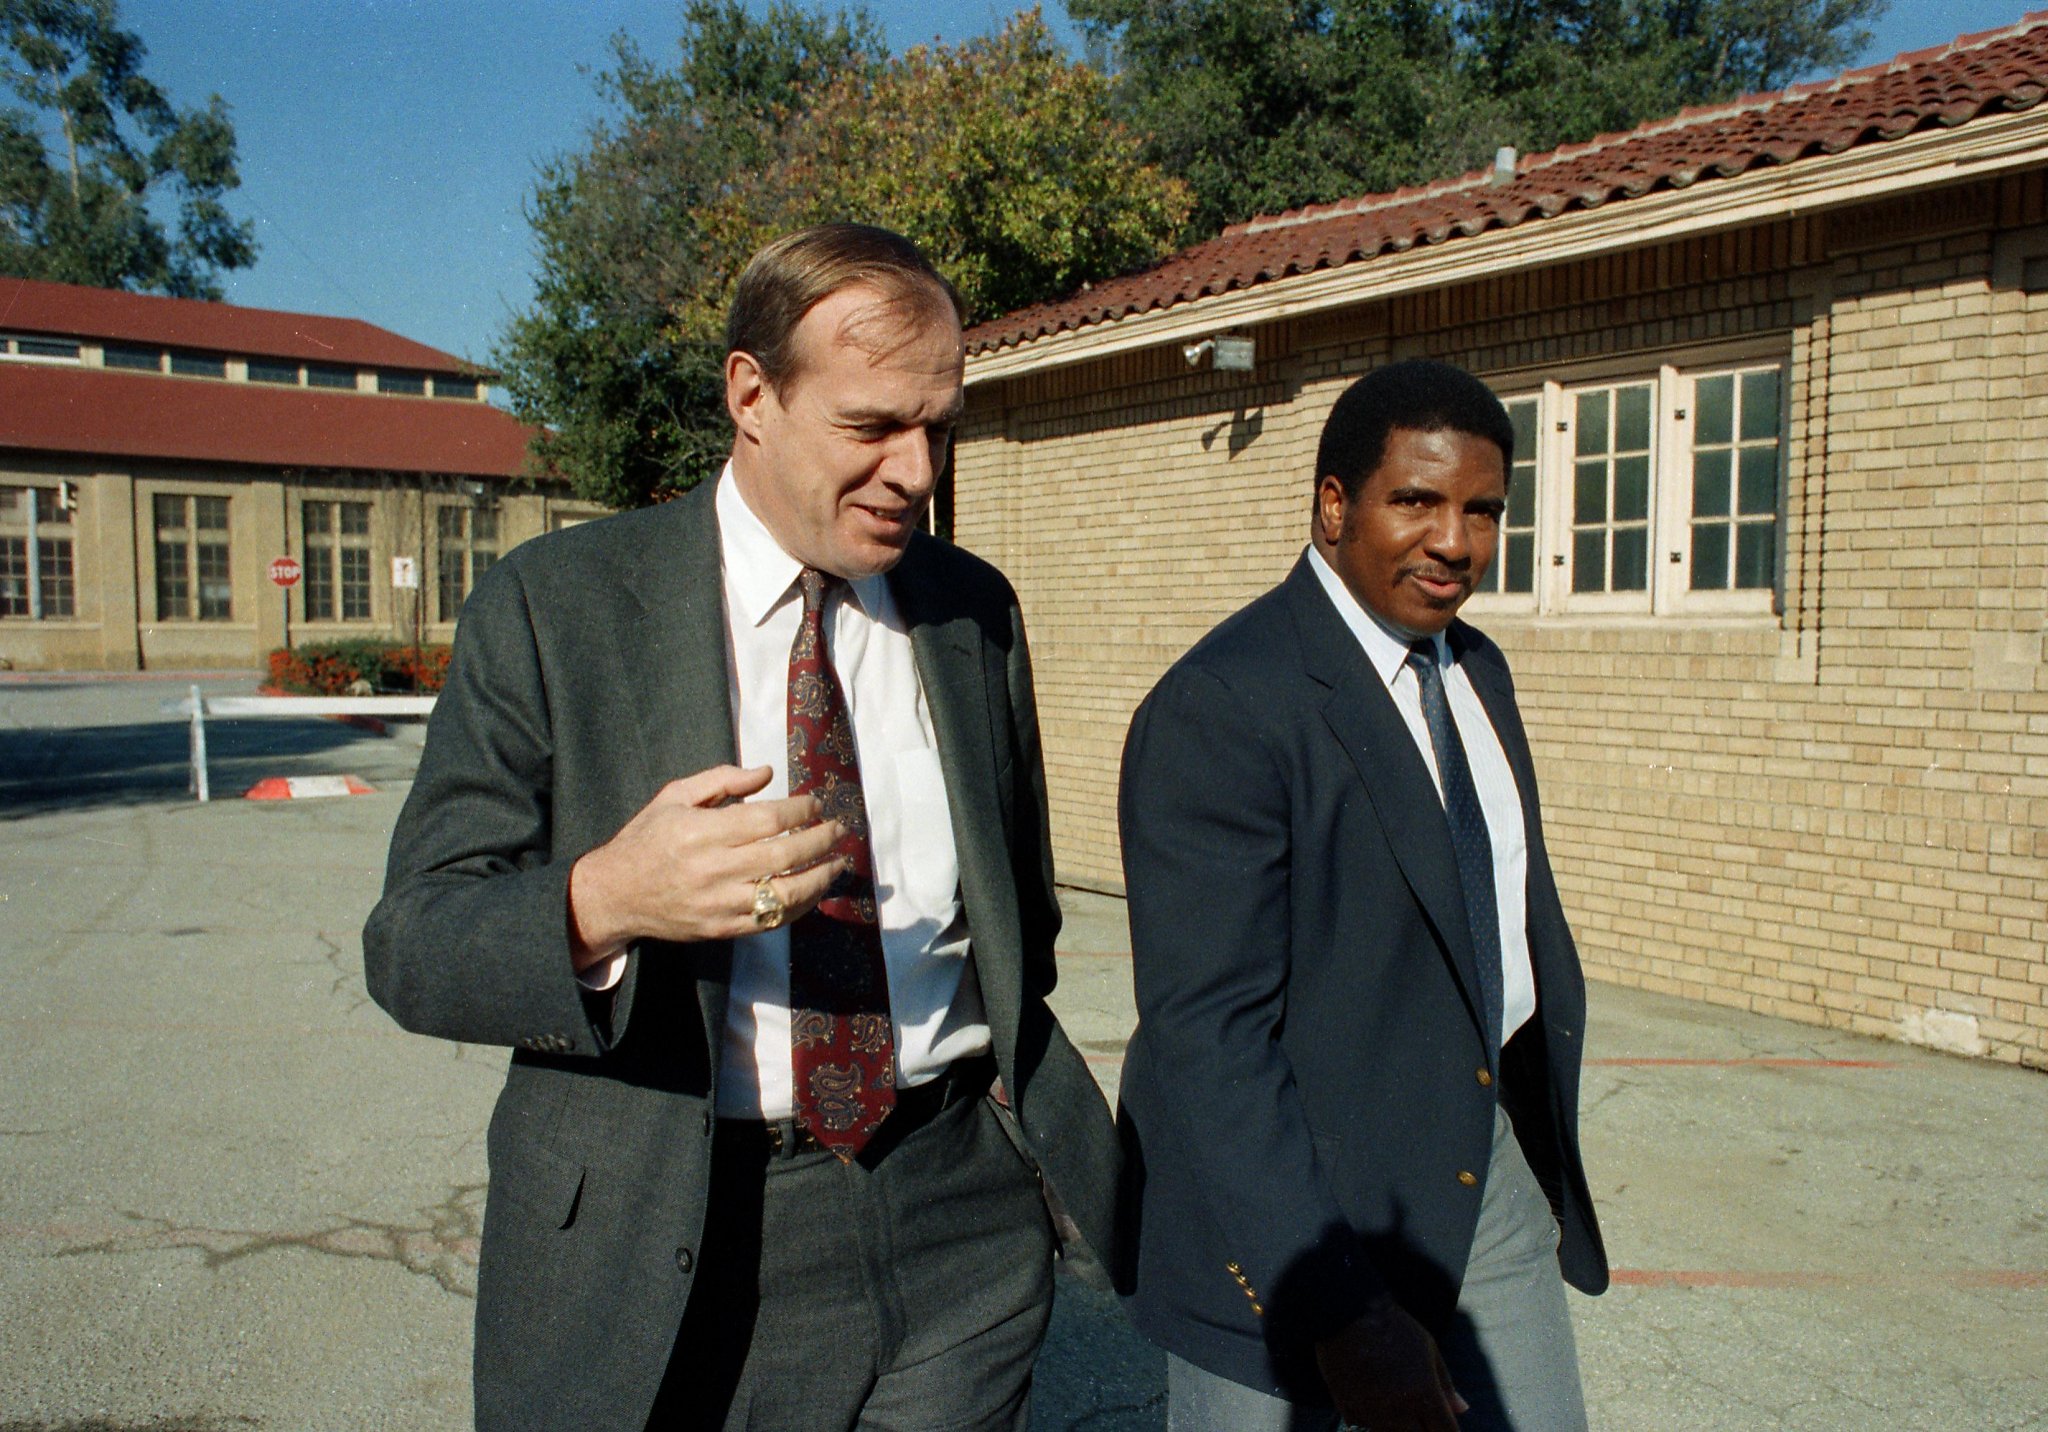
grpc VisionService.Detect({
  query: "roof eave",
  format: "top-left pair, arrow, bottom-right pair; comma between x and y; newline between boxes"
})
965,106 -> 2048,389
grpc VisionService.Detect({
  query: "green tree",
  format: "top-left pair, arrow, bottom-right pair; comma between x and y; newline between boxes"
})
494,2 -> 883,511
497,4 -> 1189,509
0,0 -> 255,297
1072,0 -> 1885,239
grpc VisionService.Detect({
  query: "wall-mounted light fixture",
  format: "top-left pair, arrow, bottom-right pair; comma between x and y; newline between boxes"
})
1182,334 -> 1256,372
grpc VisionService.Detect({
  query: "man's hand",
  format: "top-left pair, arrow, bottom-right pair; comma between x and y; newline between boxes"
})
567,765 -> 845,966
1314,1297 -> 1469,1432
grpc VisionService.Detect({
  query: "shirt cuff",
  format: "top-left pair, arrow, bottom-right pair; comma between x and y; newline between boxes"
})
575,948 -> 627,992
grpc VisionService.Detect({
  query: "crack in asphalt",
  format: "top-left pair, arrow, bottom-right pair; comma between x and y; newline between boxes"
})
310,931 -> 370,1015
48,1185 -> 486,1300
0,1419 -> 259,1432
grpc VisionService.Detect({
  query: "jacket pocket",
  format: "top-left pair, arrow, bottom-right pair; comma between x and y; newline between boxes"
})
488,1135 -> 587,1231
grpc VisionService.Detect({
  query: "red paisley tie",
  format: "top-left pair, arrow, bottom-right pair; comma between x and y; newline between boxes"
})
786,568 -> 896,1155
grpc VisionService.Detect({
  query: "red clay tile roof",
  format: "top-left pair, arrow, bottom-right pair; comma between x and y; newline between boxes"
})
0,275 -> 481,373
967,11 -> 2048,355
0,363 -> 538,478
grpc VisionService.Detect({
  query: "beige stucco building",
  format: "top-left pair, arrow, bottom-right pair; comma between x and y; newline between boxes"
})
0,278 -> 596,673
951,19 -> 2048,1066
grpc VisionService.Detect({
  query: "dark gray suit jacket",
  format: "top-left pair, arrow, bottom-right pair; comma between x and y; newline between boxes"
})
363,482 -> 1118,1429
1115,557 -> 1606,1400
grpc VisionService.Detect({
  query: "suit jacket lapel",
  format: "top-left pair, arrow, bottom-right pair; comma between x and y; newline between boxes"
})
619,481 -> 739,1065
889,538 -> 1016,1073
1284,560 -> 1490,1035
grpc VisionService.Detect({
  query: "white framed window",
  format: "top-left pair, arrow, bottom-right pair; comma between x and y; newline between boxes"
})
436,504 -> 498,621
0,485 -> 77,619
303,500 -> 373,621
1468,358 -> 1785,619
154,493 -> 232,621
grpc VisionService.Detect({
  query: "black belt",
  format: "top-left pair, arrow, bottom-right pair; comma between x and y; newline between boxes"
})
718,1052 -> 998,1159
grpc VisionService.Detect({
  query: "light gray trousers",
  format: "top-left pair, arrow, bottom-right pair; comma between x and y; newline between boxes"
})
1168,1105 -> 1588,1432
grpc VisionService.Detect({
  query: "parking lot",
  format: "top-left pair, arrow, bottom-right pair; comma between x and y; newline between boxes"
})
2,673 -> 2043,1431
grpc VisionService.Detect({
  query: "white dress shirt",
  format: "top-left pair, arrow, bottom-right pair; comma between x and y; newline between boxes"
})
1306,545 -> 1537,1047
585,467 -> 989,1118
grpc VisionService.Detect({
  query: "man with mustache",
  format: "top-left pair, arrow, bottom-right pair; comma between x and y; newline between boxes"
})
1116,360 -> 1607,1431
366,224 -> 1116,1430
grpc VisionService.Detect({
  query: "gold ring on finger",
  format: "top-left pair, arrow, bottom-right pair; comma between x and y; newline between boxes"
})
752,876 -> 786,930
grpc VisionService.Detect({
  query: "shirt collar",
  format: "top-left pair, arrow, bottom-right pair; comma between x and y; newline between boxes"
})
715,464 -> 885,627
1304,544 -> 1448,691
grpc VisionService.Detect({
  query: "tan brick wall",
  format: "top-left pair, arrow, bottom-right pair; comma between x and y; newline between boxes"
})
957,186 -> 2048,1068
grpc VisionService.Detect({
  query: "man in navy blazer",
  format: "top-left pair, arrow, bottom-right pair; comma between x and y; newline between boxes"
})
1117,360 -> 1607,1431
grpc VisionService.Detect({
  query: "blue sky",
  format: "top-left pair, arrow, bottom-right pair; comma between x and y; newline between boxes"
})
108,0 -> 2039,378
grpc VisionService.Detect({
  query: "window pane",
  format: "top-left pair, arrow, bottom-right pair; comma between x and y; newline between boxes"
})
433,375 -> 479,400
1505,533 -> 1534,594
379,370 -> 426,395
304,545 -> 334,619
307,364 -> 356,389
153,494 -> 186,532
1508,401 -> 1538,467
1691,523 -> 1730,590
304,501 -> 332,535
1735,522 -> 1776,589
0,488 -> 22,520
197,541 -> 232,619
1572,530 -> 1605,592
39,486 -> 71,525
1739,369 -> 1780,442
341,548 -> 372,620
1615,385 -> 1652,452
1611,527 -> 1648,591
18,337 -> 80,359
171,350 -> 226,378
437,507 -> 466,540
104,344 -> 160,371
39,537 -> 74,616
156,541 -> 189,619
472,550 -> 496,580
340,502 -> 370,537
0,537 -> 27,616
472,508 -> 499,542
1574,391 -> 1607,457
438,546 -> 464,621
1613,455 -> 1649,522
248,358 -> 298,384
1505,474 -> 1534,527
194,496 -> 228,530
1737,445 -> 1778,516
1574,460 -> 1607,524
1695,374 -> 1733,445
1692,449 -> 1731,517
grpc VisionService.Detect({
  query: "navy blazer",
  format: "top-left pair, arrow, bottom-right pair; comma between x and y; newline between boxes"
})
364,482 -> 1118,1429
1116,556 -> 1607,1399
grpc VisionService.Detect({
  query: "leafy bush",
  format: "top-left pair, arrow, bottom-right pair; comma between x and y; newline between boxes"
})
267,641 -> 452,696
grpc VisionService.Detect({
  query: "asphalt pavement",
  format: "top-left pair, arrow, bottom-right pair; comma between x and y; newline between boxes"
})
1,673 -> 2042,1431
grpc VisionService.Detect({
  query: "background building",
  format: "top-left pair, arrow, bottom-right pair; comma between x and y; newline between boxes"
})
952,18 -> 2048,1066
0,278 -> 596,672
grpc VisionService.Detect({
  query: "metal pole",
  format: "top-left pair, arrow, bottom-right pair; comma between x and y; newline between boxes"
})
187,684 -> 210,803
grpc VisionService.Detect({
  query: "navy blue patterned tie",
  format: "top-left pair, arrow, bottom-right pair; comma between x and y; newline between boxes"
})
1407,640 -> 1503,1065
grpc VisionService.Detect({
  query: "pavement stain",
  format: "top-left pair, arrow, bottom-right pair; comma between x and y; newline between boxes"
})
46,1183 -> 487,1299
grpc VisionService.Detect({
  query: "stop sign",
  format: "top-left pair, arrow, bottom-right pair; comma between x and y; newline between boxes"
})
269,555 -> 302,588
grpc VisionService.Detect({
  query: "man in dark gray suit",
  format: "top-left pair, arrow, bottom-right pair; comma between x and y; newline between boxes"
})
365,224 -> 1117,1430
1117,361 -> 1607,1431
